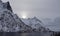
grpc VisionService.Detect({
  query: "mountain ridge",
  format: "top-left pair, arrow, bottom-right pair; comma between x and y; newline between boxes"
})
21,17 -> 50,32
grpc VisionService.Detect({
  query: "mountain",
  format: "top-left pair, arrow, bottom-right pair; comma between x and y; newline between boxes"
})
21,17 -> 50,32
0,0 -> 32,32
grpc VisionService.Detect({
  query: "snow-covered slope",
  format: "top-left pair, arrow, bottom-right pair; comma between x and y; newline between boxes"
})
21,17 -> 50,32
0,0 -> 32,32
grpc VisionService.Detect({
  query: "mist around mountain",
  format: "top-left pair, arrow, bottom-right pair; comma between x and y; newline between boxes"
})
41,17 -> 60,31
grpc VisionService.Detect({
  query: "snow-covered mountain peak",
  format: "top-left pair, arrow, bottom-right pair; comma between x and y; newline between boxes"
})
32,17 -> 42,23
32,17 -> 37,19
0,1 -> 32,32
0,0 -> 12,13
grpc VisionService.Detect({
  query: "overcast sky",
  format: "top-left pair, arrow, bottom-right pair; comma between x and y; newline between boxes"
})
2,0 -> 60,19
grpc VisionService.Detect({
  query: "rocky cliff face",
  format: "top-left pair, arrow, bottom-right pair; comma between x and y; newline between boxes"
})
0,0 -> 32,32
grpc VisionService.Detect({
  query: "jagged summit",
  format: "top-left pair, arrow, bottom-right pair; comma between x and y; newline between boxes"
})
0,0 -> 12,12
3,1 -> 13,12
32,17 -> 42,23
